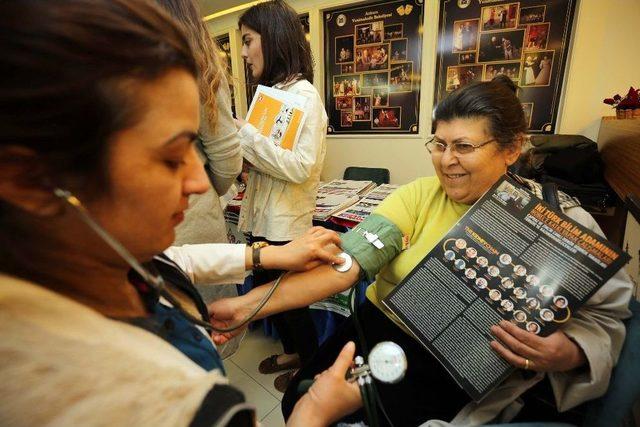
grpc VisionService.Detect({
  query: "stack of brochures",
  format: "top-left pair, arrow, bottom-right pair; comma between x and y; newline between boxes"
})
246,84 -> 307,150
313,179 -> 377,221
333,184 -> 399,223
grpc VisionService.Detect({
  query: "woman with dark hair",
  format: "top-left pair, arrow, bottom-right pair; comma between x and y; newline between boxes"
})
234,0 -> 328,392
0,0 -> 360,425
210,75 -> 632,425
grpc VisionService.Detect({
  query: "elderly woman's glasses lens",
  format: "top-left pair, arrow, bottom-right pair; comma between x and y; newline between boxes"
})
425,137 -> 496,156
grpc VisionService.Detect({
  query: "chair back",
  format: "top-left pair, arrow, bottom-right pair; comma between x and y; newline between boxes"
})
343,166 -> 390,185
583,298 -> 640,427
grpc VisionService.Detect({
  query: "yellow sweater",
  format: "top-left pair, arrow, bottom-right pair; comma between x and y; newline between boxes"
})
366,176 -> 471,328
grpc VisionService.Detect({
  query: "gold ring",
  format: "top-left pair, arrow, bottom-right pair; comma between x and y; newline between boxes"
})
524,359 -> 530,370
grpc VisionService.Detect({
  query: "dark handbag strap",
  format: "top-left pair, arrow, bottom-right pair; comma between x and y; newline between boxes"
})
542,182 -> 561,211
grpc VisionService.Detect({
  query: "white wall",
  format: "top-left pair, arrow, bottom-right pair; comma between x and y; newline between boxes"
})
557,0 -> 640,141
207,0 -> 640,185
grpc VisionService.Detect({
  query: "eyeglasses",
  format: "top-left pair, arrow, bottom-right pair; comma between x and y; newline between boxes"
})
424,136 -> 496,156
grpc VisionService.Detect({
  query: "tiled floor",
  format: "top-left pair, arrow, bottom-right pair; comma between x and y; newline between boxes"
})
224,328 -> 287,427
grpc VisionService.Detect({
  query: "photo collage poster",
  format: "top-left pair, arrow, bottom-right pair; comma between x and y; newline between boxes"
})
324,0 -> 424,134
244,14 -> 310,110
434,0 -> 576,133
214,33 -> 236,117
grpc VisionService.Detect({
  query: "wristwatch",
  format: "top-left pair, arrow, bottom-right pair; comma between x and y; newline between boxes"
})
251,241 -> 269,271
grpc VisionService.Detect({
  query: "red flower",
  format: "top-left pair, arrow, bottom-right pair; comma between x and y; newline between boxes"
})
603,86 -> 640,108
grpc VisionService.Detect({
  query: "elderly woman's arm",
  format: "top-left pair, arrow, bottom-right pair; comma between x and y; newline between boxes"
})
209,183 -> 420,344
209,244 -> 361,344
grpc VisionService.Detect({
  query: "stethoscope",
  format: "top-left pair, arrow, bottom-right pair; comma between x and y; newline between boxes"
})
54,188 -> 284,334
298,252 -> 408,427
56,188 -> 408,426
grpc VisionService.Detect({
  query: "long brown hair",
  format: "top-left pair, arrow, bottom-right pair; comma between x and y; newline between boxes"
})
155,0 -> 224,130
239,0 -> 313,86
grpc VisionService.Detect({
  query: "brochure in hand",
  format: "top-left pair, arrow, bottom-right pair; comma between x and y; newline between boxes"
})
245,84 -> 307,150
382,175 -> 630,402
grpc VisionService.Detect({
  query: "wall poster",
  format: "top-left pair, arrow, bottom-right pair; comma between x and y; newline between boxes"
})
324,0 -> 424,134
434,0 -> 576,133
244,13 -> 310,110
214,33 -> 236,117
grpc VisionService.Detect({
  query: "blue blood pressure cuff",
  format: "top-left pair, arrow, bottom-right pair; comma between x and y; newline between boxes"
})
340,214 -> 404,281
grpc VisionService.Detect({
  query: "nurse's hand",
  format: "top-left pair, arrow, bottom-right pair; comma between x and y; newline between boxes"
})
287,342 -> 362,427
260,227 -> 344,272
490,320 -> 586,372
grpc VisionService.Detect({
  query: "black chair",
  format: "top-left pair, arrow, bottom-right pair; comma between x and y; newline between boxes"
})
343,166 -> 390,185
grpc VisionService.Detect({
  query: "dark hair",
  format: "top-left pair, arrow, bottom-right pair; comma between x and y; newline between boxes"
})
238,0 -> 313,86
0,0 -> 197,192
433,75 -> 527,148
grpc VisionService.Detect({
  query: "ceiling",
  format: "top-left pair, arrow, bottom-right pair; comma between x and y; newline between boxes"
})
198,0 -> 252,18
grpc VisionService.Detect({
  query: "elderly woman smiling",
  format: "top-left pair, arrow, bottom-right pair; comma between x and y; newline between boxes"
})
210,75 -> 632,426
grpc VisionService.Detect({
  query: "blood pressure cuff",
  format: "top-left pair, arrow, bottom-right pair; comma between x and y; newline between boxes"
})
340,214 -> 403,281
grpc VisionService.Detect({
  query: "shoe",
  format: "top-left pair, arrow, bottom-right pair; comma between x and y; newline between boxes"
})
274,370 -> 298,393
258,354 -> 301,374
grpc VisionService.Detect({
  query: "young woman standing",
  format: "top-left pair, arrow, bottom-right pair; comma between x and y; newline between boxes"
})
235,0 -> 328,392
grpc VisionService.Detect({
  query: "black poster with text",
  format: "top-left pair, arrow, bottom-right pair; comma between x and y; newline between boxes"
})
324,0 -> 424,134
434,0 -> 576,133
383,175 -> 629,401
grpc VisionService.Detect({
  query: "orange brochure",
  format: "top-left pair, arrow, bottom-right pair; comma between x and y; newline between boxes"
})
246,85 -> 307,150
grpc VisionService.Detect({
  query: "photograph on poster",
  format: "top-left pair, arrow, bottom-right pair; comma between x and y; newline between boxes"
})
390,38 -> 408,62
341,110 -> 354,127
459,52 -> 476,64
478,29 -> 525,62
446,65 -> 482,92
390,62 -> 413,92
341,63 -> 355,74
522,103 -> 533,129
336,96 -> 354,110
525,23 -> 550,51
372,107 -> 401,128
372,87 -> 389,106
522,50 -> 554,87
519,5 -> 546,25
335,35 -> 355,64
355,21 -> 384,45
355,43 -> 390,72
353,96 -> 372,121
384,23 -> 403,40
362,71 -> 389,88
481,3 -> 519,31
333,73 -> 362,96
452,19 -> 479,53
484,61 -> 521,81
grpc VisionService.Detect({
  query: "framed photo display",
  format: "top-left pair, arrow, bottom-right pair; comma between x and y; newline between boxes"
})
324,0 -> 424,134
214,33 -> 236,117
434,0 -> 576,133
